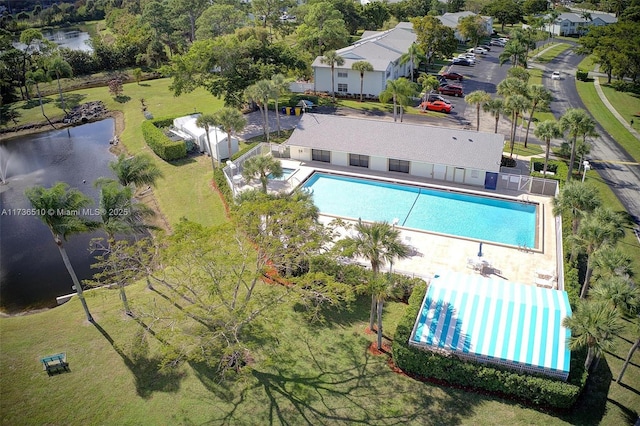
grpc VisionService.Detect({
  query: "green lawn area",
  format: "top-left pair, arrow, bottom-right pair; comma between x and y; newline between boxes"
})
576,78 -> 640,163
532,43 -> 571,63
599,83 -> 640,135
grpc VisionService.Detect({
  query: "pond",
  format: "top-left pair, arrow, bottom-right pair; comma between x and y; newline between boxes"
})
13,29 -> 92,52
0,119 -> 115,313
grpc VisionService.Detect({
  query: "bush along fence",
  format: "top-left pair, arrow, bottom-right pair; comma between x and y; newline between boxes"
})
141,117 -> 187,161
392,283 -> 588,409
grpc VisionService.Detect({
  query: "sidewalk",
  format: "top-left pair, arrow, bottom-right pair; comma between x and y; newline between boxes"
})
591,66 -> 640,141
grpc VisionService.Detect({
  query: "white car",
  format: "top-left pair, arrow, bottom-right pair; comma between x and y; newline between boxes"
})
468,47 -> 488,54
551,71 -> 561,80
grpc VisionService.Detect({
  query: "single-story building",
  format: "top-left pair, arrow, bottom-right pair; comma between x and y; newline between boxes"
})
284,114 -> 505,188
409,272 -> 572,380
437,12 -> 494,43
311,22 -> 417,98
173,114 -> 239,160
544,12 -> 617,36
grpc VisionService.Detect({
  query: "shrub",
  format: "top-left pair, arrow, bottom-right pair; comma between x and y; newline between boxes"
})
392,283 -> 585,409
213,167 -> 233,206
576,68 -> 589,82
288,94 -> 319,107
609,80 -> 640,95
141,118 -> 187,161
501,155 -> 517,167
530,160 -> 567,182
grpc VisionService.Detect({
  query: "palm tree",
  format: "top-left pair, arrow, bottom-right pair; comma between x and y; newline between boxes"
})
25,183 -> 100,322
590,277 -> 640,317
369,274 -> 403,350
559,109 -> 596,182
617,315 -> 640,383
482,98 -> 504,134
592,246 -> 634,282
546,9 -> 561,40
270,74 -> 288,136
569,207 -> 626,298
320,50 -> 345,102
499,41 -> 527,67
379,78 -> 417,122
25,68 -> 55,128
241,155 -> 283,193
507,66 -> 530,83
95,180 -> 156,315
245,80 -> 273,142
47,55 -> 72,114
504,94 -> 530,157
563,299 -> 624,371
552,180 -> 601,235
465,90 -> 491,131
343,221 -> 410,337
417,72 -> 440,100
214,107 -> 247,163
106,153 -> 163,191
399,43 -> 425,82
196,114 -> 219,171
351,61 -> 374,102
534,120 -> 562,175
523,85 -> 552,147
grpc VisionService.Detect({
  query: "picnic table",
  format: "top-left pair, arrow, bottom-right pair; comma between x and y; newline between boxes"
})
41,353 -> 69,376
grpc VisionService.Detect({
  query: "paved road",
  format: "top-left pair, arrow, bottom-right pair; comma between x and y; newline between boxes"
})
541,46 -> 640,224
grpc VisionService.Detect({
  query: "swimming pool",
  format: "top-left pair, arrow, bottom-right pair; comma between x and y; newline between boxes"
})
302,173 -> 536,247
269,167 -> 296,181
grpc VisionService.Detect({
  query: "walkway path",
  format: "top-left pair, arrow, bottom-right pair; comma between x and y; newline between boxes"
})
592,66 -> 640,141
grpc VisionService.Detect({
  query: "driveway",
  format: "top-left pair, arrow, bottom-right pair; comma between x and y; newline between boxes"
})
237,109 -> 303,140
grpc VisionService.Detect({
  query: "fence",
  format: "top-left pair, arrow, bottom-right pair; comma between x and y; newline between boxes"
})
497,172 -> 558,196
223,143 -> 290,195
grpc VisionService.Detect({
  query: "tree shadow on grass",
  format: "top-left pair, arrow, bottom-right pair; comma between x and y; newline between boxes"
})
559,358 -> 612,425
206,331 -> 475,425
0,105 -> 21,126
22,97 -> 53,110
92,321 -> 185,399
58,93 -> 86,110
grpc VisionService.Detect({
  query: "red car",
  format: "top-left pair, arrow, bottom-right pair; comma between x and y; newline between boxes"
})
441,72 -> 464,81
422,100 -> 452,113
438,84 -> 464,97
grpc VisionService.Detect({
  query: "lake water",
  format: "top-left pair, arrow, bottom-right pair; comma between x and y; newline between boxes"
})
13,29 -> 92,52
0,119 -> 115,313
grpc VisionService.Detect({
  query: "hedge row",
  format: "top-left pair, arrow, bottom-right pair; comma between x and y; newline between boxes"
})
392,283 -> 587,409
141,117 -> 187,161
530,159 -> 568,182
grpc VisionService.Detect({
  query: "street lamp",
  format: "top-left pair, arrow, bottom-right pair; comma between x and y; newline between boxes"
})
582,160 -> 590,182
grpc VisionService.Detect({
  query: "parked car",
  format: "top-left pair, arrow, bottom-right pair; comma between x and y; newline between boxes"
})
479,44 -> 492,51
438,84 -> 464,97
452,58 -> 473,66
457,55 -> 476,64
441,72 -> 464,81
468,47 -> 488,54
489,39 -> 506,47
551,71 -> 561,80
422,100 -> 452,113
426,93 -> 452,104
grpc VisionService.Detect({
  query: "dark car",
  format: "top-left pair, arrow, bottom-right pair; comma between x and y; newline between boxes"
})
426,93 -> 451,104
441,72 -> 464,81
438,84 -> 464,97
452,58 -> 473,66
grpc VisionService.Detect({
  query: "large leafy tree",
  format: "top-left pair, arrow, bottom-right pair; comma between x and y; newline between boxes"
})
465,90 -> 491,131
351,61 -> 374,102
523,84 -> 552,147
563,299 -> 624,371
241,155 -> 283,193
482,0 -> 523,32
552,180 -> 601,235
168,0 -> 209,42
533,120 -> 562,175
559,108 -> 596,182
296,1 -> 349,55
411,16 -> 457,65
321,50 -> 345,102
457,15 -> 490,46
379,78 -> 417,122
195,4 -> 247,39
25,183 -> 100,322
362,2 -> 390,30
340,221 -> 410,342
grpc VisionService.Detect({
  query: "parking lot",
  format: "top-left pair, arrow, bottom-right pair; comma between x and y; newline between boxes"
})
433,43 -> 510,129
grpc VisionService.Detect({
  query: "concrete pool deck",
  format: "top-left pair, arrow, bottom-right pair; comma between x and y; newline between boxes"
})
237,159 -> 561,290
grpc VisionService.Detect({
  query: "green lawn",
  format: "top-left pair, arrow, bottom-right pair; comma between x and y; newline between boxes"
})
576,78 -> 640,163
2,279 -> 638,425
532,43 -> 571,63
599,83 -> 640,134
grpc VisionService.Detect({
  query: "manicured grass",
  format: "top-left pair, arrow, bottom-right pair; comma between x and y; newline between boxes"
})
533,43 -> 571,63
576,79 -> 640,162
577,55 -> 597,72
506,142 -> 544,157
599,83 -> 640,134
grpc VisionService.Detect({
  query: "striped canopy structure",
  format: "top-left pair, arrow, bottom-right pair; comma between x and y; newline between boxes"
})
409,272 -> 572,380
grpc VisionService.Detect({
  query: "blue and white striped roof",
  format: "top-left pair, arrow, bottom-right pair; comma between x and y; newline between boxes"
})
410,272 -> 572,380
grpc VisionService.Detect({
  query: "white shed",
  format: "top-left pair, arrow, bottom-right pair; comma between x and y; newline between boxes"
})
173,114 -> 239,160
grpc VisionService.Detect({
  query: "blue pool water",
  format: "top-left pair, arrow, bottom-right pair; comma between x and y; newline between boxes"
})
302,173 -> 536,247
269,167 -> 296,180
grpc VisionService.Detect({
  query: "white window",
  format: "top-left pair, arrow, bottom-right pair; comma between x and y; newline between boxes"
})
337,72 -> 348,78
337,83 -> 348,92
